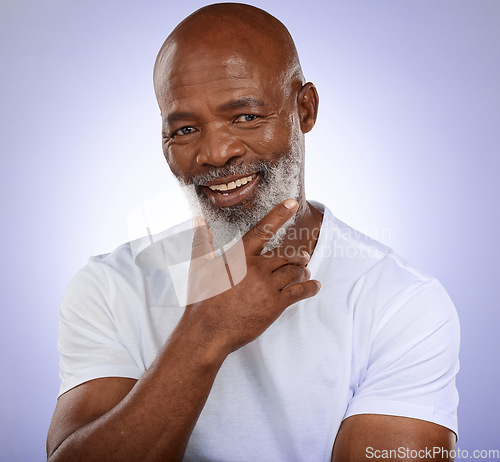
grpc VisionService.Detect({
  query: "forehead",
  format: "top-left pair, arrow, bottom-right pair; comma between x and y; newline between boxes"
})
156,45 -> 284,111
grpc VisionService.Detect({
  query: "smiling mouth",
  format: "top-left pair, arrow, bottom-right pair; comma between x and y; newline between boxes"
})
207,174 -> 256,195
201,172 -> 260,207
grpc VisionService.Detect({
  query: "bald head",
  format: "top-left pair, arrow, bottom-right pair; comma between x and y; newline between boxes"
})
153,3 -> 304,104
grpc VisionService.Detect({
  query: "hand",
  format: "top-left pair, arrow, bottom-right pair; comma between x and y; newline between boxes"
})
184,198 -> 321,356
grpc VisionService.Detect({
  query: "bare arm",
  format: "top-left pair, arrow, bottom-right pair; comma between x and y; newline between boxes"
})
47,199 -> 320,461
332,414 -> 456,462
47,315 -> 227,461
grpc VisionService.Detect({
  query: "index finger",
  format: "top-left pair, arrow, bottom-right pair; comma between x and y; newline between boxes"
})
243,198 -> 299,255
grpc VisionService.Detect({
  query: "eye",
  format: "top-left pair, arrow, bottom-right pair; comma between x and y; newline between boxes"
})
235,114 -> 258,123
173,126 -> 196,136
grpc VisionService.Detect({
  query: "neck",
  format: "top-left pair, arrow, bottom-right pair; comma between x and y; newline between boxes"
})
278,199 -> 323,257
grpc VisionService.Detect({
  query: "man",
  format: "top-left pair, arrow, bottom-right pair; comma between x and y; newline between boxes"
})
47,3 -> 459,461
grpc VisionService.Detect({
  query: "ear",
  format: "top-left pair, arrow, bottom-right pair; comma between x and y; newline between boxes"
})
297,82 -> 319,133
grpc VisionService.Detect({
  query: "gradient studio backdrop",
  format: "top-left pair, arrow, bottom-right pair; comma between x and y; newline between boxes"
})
1,0 -> 498,460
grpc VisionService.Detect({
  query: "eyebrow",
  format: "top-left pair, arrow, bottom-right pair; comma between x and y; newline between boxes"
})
216,97 -> 267,112
163,111 -> 196,130
162,97 -> 268,131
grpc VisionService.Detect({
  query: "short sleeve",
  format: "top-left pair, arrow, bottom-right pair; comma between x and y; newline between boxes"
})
57,258 -> 141,396
345,279 -> 460,436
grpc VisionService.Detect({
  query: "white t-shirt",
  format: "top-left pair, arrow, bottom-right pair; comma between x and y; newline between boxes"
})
58,202 -> 459,461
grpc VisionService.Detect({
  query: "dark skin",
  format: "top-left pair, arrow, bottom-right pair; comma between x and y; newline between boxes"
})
47,200 -> 319,462
47,4 -> 455,461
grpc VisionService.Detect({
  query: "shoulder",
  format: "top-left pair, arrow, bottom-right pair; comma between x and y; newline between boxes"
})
69,219 -> 194,286
311,201 -> 458,327
311,202 -> 423,291
61,220 -> 194,319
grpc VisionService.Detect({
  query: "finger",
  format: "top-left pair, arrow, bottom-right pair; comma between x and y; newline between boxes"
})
191,217 -> 214,264
281,280 -> 321,305
274,264 -> 311,290
266,249 -> 311,269
243,198 -> 299,255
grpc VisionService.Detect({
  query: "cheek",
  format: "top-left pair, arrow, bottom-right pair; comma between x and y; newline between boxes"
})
260,124 -> 279,146
250,119 -> 297,158
163,145 -> 191,179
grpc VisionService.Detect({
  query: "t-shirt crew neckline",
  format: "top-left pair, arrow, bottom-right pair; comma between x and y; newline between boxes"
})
305,200 -> 327,276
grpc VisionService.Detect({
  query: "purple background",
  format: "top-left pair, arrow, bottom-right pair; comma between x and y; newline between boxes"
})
1,1 -> 498,460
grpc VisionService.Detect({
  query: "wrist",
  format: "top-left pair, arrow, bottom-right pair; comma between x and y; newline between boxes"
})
173,307 -> 230,369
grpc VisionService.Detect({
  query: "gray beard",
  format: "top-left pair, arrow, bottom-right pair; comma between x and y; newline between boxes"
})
178,152 -> 302,253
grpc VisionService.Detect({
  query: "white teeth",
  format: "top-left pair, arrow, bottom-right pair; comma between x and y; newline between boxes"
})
208,175 -> 255,191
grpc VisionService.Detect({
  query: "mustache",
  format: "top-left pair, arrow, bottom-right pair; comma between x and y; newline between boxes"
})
186,160 -> 273,187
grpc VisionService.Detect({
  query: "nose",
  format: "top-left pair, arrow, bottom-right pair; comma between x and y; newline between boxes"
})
195,124 -> 246,167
